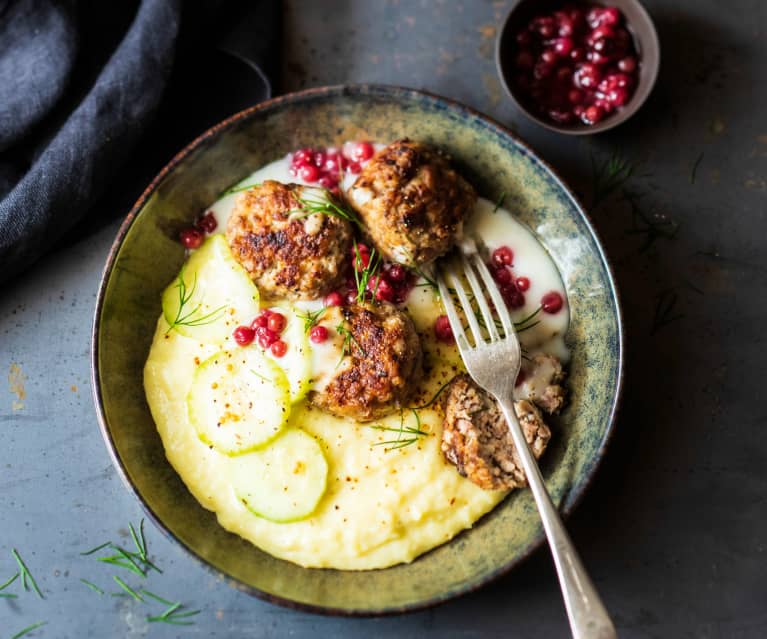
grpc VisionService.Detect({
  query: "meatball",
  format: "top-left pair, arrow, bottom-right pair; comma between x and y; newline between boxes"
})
441,374 -> 551,490
226,180 -> 352,299
310,302 -> 422,422
518,353 -> 566,415
346,139 -> 476,267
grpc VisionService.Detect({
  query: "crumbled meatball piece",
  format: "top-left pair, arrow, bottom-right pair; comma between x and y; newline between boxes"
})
310,302 -> 422,422
519,353 -> 566,415
226,181 -> 352,299
346,139 -> 476,267
441,374 -> 551,490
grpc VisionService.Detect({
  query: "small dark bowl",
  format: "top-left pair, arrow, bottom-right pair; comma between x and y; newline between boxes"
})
496,0 -> 660,135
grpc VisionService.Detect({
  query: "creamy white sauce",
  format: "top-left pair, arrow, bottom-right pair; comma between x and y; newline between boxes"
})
467,198 -> 570,363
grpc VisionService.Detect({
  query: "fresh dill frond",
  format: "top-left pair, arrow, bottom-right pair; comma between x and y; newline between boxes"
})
81,579 -> 105,595
493,191 -> 507,212
291,189 -> 361,226
165,268 -> 226,335
335,321 -> 366,365
590,152 -> 635,210
296,306 -> 327,333
12,549 -> 43,599
10,621 -> 47,639
147,605 -> 201,626
80,541 -> 112,556
113,575 -> 143,602
690,152 -> 704,184
352,239 -> 382,303
221,181 -> 261,196
410,380 -> 453,410
372,409 -> 429,450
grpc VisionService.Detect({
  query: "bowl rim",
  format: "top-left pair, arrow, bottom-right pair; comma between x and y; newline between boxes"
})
90,83 -> 625,616
495,0 -> 661,135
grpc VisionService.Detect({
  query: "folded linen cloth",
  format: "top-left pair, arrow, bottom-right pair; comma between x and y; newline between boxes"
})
0,0 -> 280,284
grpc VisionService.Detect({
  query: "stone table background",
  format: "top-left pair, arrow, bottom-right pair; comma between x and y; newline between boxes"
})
2,1 -> 765,637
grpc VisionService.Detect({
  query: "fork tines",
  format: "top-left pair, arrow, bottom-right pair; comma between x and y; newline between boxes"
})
436,241 -> 516,350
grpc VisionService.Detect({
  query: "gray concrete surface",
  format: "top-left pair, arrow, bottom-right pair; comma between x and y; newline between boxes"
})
2,1 -> 766,636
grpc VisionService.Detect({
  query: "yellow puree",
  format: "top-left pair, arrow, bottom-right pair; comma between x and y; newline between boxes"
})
143,286 -> 506,570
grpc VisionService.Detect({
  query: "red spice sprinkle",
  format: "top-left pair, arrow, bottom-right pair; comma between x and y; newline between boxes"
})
541,291 -> 564,314
233,326 -> 255,346
270,340 -> 287,357
179,227 -> 203,249
310,325 -> 328,344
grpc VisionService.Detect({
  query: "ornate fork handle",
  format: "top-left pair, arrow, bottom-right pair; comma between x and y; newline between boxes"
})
497,398 -> 617,639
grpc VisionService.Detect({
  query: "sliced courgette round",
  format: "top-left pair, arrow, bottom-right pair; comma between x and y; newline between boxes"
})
230,429 -> 329,523
187,348 -> 290,455
265,306 -> 312,403
162,235 -> 259,344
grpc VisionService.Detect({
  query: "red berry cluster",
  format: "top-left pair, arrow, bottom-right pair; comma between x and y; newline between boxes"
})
342,243 -> 416,305
179,211 -> 218,250
288,142 -> 375,190
233,309 -> 288,357
511,3 -> 639,126
490,245 -> 529,309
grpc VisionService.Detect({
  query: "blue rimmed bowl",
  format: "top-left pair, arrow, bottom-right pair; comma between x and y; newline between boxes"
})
91,84 -> 623,615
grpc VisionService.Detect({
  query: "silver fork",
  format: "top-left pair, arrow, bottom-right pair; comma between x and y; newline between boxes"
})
437,239 -> 617,639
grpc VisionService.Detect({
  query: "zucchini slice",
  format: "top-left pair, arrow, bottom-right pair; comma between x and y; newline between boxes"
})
162,235 -> 259,344
188,348 -> 290,455
265,306 -> 312,403
230,429 -> 328,523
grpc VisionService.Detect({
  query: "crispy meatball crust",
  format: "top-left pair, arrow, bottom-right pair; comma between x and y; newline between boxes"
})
226,180 -> 352,299
346,139 -> 477,267
441,374 -> 551,490
310,302 -> 422,422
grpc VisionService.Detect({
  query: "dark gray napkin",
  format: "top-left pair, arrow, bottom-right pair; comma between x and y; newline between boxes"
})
0,0 -> 280,284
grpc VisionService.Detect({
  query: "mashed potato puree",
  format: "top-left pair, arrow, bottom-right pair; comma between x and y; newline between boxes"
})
143,144 -> 568,570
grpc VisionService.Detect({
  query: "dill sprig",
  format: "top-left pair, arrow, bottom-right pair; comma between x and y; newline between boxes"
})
12,548 -> 43,599
113,575 -> 143,602
148,603 -> 201,626
493,191 -> 507,213
221,181 -> 261,196
10,621 -> 47,639
81,578 -> 105,595
83,519 -> 162,579
410,380 -> 453,410
296,306 -> 327,333
590,152 -> 635,210
352,239 -> 382,303
291,189 -> 361,226
690,152 -> 704,184
166,268 -> 226,335
411,262 -> 438,291
335,321 -> 366,365
0,571 -> 19,598
371,409 -> 429,450
623,190 -> 679,252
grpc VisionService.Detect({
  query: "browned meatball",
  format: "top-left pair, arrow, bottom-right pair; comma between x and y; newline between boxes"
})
226,181 -> 352,299
310,302 -> 422,422
346,139 -> 476,267
441,374 -> 551,490
519,353 -> 567,415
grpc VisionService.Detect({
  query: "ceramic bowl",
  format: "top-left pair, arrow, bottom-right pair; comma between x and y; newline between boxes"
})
91,85 -> 623,615
496,0 -> 660,135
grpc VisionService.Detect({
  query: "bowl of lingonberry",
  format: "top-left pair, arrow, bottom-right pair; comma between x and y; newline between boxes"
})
496,0 -> 659,134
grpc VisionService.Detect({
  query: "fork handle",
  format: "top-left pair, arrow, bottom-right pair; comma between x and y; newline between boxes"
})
498,399 -> 617,639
